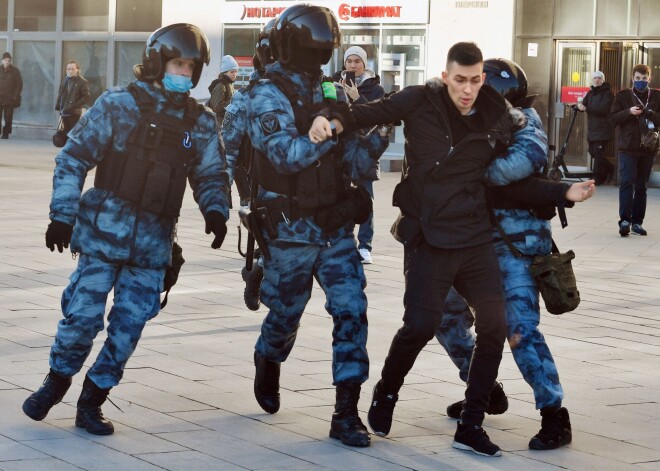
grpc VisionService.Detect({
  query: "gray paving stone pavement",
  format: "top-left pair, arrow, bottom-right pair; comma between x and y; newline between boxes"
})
1,138 -> 659,470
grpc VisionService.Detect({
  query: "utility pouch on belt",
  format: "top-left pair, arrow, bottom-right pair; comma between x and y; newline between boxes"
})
314,185 -> 372,233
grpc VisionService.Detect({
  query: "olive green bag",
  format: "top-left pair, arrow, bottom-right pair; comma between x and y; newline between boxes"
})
493,214 -> 580,315
528,242 -> 580,314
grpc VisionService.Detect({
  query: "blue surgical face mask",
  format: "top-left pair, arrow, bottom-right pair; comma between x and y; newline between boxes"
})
634,80 -> 649,92
162,73 -> 193,93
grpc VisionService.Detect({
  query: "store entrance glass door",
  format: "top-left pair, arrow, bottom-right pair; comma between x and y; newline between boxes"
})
554,42 -> 596,172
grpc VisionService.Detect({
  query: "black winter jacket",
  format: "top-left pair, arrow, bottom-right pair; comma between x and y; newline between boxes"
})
582,82 -> 613,141
55,74 -> 91,116
347,79 -> 512,249
0,64 -> 22,107
609,87 -> 660,155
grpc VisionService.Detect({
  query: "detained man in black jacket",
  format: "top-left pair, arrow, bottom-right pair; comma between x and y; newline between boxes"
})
310,42 -> 515,457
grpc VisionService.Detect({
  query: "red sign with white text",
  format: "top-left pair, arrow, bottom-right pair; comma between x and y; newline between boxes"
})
561,86 -> 589,103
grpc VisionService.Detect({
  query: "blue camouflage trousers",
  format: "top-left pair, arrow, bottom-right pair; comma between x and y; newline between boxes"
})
49,254 -> 163,389
436,241 -> 564,409
255,234 -> 369,385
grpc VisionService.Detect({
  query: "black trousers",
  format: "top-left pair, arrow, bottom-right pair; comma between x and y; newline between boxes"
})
380,239 -> 506,426
588,140 -> 614,184
0,104 -> 14,135
62,114 -> 81,134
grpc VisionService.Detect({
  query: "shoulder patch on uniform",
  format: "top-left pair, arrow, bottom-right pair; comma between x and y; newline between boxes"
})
259,112 -> 281,136
222,111 -> 234,130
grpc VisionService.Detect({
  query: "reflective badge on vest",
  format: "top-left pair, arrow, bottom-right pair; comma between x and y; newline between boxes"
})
183,131 -> 192,149
259,112 -> 281,136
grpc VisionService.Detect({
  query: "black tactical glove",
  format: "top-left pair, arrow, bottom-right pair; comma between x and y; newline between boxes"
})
328,101 -> 353,129
45,220 -> 74,253
204,211 -> 227,249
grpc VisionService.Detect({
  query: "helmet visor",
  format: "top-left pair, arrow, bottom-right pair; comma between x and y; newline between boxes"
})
287,9 -> 340,50
150,24 -> 210,65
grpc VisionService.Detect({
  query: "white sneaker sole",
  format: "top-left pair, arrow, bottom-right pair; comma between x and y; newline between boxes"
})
452,440 -> 502,457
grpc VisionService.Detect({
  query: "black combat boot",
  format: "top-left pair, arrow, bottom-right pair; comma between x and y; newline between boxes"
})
242,263 -> 263,311
75,375 -> 114,435
254,351 -> 280,414
22,369 -> 72,421
529,406 -> 572,450
329,382 -> 370,447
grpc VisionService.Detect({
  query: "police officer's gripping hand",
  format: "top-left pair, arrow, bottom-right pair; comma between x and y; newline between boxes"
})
204,211 -> 227,249
45,220 -> 74,253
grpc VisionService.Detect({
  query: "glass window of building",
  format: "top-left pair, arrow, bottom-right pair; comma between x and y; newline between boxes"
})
555,0 -> 595,36
15,0 -> 56,32
64,0 -> 109,32
382,28 -> 426,92
114,41 -> 144,87
223,27 -> 259,86
639,0 -> 660,36
116,0 -> 162,32
596,0 -> 638,36
0,39 -> 5,54
63,41 -> 108,104
13,41 -> 56,125
0,0 -> 7,31
516,0 -> 554,36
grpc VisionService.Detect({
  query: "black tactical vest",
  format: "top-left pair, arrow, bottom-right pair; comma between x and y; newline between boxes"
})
252,73 -> 346,210
94,83 -> 200,217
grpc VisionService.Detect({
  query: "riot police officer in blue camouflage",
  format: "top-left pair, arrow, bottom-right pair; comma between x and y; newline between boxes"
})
222,18 -> 276,312
22,23 -> 231,435
435,58 -> 578,450
243,3 -> 389,447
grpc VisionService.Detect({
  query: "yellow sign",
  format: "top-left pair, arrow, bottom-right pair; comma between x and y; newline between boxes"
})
571,72 -> 580,83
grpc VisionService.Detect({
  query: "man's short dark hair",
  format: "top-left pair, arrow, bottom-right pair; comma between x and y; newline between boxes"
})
446,42 -> 483,70
633,63 -> 651,77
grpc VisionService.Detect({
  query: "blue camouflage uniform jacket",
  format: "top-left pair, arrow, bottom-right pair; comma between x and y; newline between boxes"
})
486,107 -> 551,256
222,69 -> 261,185
49,80 -> 230,269
244,63 -> 387,245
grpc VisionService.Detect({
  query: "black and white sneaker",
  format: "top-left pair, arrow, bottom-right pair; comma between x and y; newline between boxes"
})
367,380 -> 398,436
452,423 -> 502,457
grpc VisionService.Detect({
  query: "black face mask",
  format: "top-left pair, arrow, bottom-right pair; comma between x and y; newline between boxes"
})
287,47 -> 331,74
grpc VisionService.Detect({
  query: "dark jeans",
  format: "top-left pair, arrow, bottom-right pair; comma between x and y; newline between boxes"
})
0,104 -> 14,135
380,239 -> 506,426
618,151 -> 655,224
357,179 -> 374,251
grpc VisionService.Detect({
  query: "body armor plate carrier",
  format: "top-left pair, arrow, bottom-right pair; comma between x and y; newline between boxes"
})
94,83 -> 200,218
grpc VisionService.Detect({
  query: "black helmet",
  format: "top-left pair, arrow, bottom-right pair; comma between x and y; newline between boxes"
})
484,58 -> 536,108
255,18 -> 276,69
139,23 -> 210,88
270,4 -> 340,71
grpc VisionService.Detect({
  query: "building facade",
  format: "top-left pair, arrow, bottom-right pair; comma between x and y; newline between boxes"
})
3,0 -> 660,181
